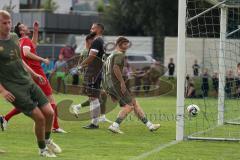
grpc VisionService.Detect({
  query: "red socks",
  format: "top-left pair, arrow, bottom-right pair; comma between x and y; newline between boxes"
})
51,104 -> 59,129
5,108 -> 21,121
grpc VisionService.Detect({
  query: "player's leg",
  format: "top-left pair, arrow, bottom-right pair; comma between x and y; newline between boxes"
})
98,91 -> 112,123
70,99 -> 90,115
34,70 -> 66,133
49,95 -> 59,130
39,103 -> 62,154
31,83 -> 61,155
83,96 -> 101,129
132,99 -> 160,131
47,95 -> 66,133
0,108 -> 21,131
71,75 -> 100,115
83,77 -> 101,129
108,104 -> 133,134
30,106 -> 56,157
4,108 -> 21,121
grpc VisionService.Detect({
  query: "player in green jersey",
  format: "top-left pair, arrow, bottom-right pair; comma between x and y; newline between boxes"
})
103,36 -> 160,134
0,10 -> 61,157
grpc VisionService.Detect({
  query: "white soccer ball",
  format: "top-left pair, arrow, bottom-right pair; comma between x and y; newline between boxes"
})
187,104 -> 200,116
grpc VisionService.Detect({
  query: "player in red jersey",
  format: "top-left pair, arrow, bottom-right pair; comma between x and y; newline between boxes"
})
0,21 -> 66,133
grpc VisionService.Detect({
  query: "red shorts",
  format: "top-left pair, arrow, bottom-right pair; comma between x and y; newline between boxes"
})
32,68 -> 53,96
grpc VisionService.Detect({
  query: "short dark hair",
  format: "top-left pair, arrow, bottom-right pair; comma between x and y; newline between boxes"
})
116,36 -> 129,45
14,22 -> 22,38
93,23 -> 104,31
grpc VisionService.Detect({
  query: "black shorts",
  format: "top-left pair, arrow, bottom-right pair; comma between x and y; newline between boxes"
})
169,71 -> 174,76
84,75 -> 102,98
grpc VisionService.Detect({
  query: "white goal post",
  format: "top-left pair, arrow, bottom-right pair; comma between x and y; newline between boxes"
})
176,0 -> 240,141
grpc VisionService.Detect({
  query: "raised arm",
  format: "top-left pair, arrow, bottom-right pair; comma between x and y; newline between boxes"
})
32,21 -> 39,45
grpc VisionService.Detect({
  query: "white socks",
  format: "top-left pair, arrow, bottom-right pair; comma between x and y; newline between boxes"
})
90,99 -> 100,125
112,122 -> 119,128
146,121 -> 153,128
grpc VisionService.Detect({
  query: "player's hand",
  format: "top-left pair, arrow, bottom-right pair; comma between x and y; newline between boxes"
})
33,21 -> 39,31
34,74 -> 46,85
120,81 -> 126,94
1,90 -> 15,103
42,58 -> 50,65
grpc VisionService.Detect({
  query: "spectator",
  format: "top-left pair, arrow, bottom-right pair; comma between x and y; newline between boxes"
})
51,54 -> 67,93
212,72 -> 219,96
201,69 -> 209,97
185,74 -> 190,96
59,44 -> 78,85
69,6 -> 74,15
168,58 -> 175,80
192,60 -> 200,77
186,75 -> 196,98
235,72 -> 240,98
225,70 -> 234,98
59,45 -> 75,60
236,63 -> 240,97
41,56 -> 55,80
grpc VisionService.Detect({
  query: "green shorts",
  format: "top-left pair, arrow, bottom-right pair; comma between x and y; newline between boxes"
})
3,82 -> 49,116
105,84 -> 133,107
56,72 -> 65,79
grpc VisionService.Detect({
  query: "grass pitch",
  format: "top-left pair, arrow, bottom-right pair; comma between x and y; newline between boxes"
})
0,95 -> 239,160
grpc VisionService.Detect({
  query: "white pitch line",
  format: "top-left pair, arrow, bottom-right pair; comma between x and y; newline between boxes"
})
130,140 -> 179,160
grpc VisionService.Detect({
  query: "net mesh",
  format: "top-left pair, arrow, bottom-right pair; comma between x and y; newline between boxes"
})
185,0 -> 240,140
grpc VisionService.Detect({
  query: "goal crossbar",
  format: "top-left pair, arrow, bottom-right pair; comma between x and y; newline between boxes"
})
187,0 -> 226,23
206,0 -> 240,8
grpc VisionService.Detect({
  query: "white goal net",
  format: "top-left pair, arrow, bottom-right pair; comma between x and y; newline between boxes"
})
177,0 -> 240,141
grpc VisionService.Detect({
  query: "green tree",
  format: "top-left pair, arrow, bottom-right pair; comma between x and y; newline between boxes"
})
97,0 -> 105,12
2,0 -> 16,14
43,0 -> 59,13
102,0 -> 178,59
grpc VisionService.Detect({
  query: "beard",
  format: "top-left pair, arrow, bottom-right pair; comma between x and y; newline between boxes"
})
90,31 -> 97,37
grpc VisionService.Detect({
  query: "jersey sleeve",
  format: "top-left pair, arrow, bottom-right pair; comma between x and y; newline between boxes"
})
90,39 -> 103,55
21,38 -> 32,50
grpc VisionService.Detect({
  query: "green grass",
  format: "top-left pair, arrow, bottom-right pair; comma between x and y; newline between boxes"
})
184,97 -> 240,139
0,95 -> 240,160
